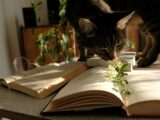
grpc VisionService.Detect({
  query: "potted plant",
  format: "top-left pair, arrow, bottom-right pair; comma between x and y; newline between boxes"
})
32,0 -> 75,65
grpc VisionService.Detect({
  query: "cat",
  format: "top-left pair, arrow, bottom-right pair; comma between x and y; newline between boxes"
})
65,0 -> 160,67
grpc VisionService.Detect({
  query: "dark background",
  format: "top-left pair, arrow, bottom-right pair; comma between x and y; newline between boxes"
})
47,0 -> 60,24
23,0 -> 60,28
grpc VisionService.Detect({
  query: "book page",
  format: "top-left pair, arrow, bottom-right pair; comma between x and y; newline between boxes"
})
42,67 -> 124,112
87,56 -> 110,67
0,63 -> 58,85
0,75 -> 23,86
1,62 -> 87,99
125,68 -> 160,116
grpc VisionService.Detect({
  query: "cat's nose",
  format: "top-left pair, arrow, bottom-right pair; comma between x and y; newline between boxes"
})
108,55 -> 115,60
108,52 -> 117,60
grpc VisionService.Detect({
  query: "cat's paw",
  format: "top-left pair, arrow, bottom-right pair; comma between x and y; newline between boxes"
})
136,53 -> 143,60
137,57 -> 152,67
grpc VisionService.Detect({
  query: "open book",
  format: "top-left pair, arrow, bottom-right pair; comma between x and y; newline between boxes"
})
41,66 -> 160,117
0,62 -> 87,99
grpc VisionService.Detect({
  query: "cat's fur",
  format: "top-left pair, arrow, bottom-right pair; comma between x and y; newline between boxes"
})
66,0 -> 160,67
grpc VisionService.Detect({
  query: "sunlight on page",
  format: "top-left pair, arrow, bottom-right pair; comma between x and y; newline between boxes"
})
11,69 -> 67,90
20,64 -> 58,77
1,62 -> 87,99
2,63 -> 58,85
2,75 -> 23,85
125,69 -> 160,107
53,67 -> 123,102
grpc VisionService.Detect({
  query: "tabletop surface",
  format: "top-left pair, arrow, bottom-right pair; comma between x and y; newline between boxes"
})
1,59 -> 160,120
0,83 -> 160,120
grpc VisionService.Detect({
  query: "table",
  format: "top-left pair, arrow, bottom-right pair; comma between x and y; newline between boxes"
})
0,86 -> 159,120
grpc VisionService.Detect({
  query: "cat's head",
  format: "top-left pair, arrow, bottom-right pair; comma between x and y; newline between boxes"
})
78,11 -> 133,60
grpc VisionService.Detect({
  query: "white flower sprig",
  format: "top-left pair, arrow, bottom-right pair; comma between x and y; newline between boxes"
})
106,59 -> 131,96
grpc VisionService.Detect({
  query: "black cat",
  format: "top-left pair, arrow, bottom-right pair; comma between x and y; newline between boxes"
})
66,0 -> 160,67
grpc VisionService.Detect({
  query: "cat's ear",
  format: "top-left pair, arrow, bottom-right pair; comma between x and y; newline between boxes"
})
79,18 -> 97,34
116,11 -> 135,29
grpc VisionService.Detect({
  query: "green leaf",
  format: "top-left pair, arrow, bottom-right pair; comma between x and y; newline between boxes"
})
124,79 -> 128,84
60,39 -> 66,50
112,87 -> 119,92
31,2 -> 35,9
129,40 -> 135,50
106,59 -> 131,96
62,33 -> 69,43
125,88 -> 132,95
121,63 -> 128,71
37,1 -> 43,6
